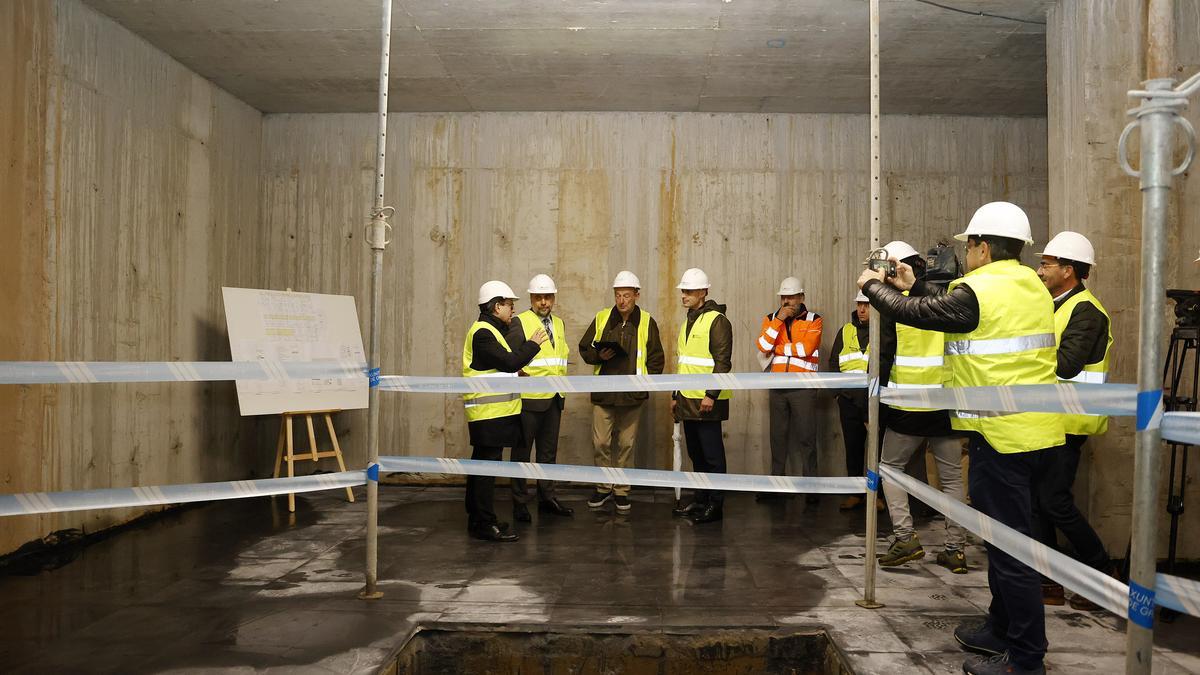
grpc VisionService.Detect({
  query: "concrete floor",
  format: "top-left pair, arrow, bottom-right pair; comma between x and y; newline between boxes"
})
0,486 -> 1197,674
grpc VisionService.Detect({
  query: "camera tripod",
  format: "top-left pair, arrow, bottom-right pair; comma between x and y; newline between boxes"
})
1160,325 -> 1196,594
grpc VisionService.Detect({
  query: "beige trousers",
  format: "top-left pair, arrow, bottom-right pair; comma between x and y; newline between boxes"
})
592,404 -> 642,496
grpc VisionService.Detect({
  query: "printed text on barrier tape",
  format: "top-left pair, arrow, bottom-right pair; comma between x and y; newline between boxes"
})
378,456 -> 866,495
1136,389 -> 1163,431
865,470 -> 880,491
1129,580 -> 1156,629
367,367 -> 381,388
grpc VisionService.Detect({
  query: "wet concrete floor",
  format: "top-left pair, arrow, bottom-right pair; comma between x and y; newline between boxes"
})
0,485 -> 1197,674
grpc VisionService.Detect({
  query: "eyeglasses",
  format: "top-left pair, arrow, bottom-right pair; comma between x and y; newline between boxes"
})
1037,262 -> 1062,269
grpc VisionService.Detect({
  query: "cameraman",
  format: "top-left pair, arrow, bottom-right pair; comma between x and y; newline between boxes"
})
858,202 -> 1064,675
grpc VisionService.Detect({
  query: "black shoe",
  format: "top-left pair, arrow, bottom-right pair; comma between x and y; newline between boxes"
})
538,499 -> 574,517
688,504 -> 723,523
469,523 -> 519,542
614,495 -> 631,512
963,652 -> 1045,675
953,619 -> 1007,657
587,490 -> 613,508
673,501 -> 702,518
513,503 -> 531,523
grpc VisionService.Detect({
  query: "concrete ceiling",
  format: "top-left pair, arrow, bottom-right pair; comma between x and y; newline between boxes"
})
82,0 -> 1052,115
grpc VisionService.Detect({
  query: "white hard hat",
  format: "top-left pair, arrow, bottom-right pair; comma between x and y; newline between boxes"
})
954,201 -> 1034,245
777,276 -> 804,295
477,280 -> 519,304
1038,232 -> 1095,266
855,291 -> 869,303
527,273 -> 558,294
677,268 -> 711,290
1195,250 -> 1200,263
612,270 -> 641,289
883,240 -> 921,261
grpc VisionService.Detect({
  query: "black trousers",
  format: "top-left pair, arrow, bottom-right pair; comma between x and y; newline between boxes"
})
837,393 -> 868,477
968,434 -> 1047,670
1032,434 -> 1110,572
465,444 -> 503,526
683,420 -> 727,506
510,405 -> 561,503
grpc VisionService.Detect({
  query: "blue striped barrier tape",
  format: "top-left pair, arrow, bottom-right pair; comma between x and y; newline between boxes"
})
378,456 -> 866,495
1155,572 -> 1200,618
0,471 -> 365,517
880,465 -> 1129,617
880,383 -> 1136,417
379,372 -> 867,393
1162,412 -> 1200,445
0,360 -> 366,385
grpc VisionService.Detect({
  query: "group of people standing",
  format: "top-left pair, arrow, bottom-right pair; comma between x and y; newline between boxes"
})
457,199 -> 1113,675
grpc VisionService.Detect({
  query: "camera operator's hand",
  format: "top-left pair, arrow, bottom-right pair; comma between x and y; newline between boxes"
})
888,257 -> 916,292
776,304 -> 797,321
857,267 -> 886,289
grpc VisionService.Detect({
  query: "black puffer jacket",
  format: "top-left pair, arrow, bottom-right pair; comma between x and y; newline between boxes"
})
861,279 -> 980,334
1054,284 -> 1110,380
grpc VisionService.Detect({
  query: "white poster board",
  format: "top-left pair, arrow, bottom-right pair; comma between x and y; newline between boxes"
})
222,287 -> 368,416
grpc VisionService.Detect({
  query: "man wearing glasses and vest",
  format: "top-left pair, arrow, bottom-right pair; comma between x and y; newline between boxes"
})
506,274 -> 576,524
578,270 -> 666,513
873,240 -> 970,575
755,276 -> 823,503
1032,232 -> 1114,611
859,202 -> 1064,675
462,280 -> 548,542
671,268 -> 733,524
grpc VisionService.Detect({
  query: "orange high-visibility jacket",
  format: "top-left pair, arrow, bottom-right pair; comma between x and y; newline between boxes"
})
757,308 -> 823,372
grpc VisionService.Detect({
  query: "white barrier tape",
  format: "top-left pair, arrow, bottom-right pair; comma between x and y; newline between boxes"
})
1156,572 -> 1200,618
379,372 -> 866,394
378,456 -> 866,494
0,360 -> 366,385
881,383 -> 1135,417
879,466 -> 1129,617
1162,412 -> 1200,445
0,471 -> 365,517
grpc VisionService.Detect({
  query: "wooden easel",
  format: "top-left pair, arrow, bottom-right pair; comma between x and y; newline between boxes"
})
273,409 -> 355,512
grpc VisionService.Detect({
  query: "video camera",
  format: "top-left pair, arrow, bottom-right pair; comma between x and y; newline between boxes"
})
1167,289 -> 1200,328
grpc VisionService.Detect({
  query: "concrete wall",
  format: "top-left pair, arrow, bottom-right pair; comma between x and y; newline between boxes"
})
261,112 -> 1048,480
1048,0 -> 1200,559
0,0 -> 266,555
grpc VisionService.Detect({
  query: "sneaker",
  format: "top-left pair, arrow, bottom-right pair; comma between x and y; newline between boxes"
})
953,619 -> 1007,657
587,490 -> 612,508
614,495 -> 631,512
878,535 -> 924,567
937,548 -> 968,574
963,652 -> 1045,675
1041,582 -> 1065,606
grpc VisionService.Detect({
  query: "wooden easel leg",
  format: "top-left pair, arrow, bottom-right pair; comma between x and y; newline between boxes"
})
324,413 -> 355,503
305,414 -> 320,462
286,415 -> 296,512
273,418 -> 286,479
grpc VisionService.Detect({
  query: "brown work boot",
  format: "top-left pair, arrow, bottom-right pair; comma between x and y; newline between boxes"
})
1068,593 -> 1102,612
839,495 -> 864,510
1041,582 -> 1065,606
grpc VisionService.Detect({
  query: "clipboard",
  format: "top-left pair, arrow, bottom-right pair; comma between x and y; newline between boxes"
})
593,341 -> 628,358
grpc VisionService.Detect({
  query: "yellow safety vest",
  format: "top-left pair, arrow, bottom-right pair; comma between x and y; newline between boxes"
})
516,310 -> 569,400
891,293 -> 949,412
592,307 -> 651,375
1054,289 -> 1112,436
945,259 -> 1065,454
461,321 -> 522,423
837,323 -> 868,374
677,310 -> 733,400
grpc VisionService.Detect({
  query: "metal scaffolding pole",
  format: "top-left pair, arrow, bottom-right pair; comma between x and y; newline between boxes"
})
857,0 -> 884,610
361,0 -> 393,601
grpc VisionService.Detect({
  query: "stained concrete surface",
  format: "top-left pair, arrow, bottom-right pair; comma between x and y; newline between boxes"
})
0,486 -> 1197,674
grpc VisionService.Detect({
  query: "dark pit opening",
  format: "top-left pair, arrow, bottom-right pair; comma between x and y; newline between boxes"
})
390,626 -> 852,674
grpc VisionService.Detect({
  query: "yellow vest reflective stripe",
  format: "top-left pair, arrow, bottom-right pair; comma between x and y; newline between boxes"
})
677,310 -> 733,400
592,307 -> 650,375
890,293 -> 948,410
517,310 -> 569,400
945,260 -> 1065,454
461,321 -> 522,422
837,322 -> 868,373
1054,289 -> 1112,436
